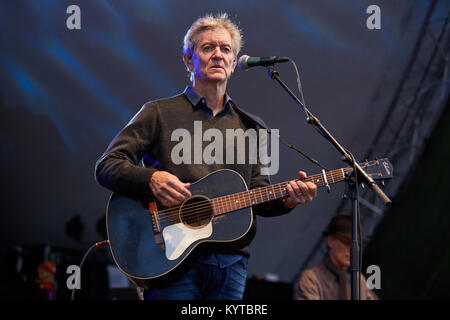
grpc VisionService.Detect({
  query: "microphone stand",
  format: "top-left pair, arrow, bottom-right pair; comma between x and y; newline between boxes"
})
266,66 -> 391,300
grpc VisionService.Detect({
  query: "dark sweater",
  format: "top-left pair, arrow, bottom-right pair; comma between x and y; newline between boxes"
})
95,87 -> 293,257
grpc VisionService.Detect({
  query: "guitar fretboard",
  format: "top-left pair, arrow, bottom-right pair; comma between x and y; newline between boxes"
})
212,167 -> 351,216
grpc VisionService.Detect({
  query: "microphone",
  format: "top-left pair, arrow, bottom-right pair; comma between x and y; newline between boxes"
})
238,55 -> 289,70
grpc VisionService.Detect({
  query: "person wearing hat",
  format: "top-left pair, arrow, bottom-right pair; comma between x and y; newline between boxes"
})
294,215 -> 378,300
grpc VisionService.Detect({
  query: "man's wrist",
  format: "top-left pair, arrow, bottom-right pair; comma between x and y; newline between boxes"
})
148,170 -> 160,189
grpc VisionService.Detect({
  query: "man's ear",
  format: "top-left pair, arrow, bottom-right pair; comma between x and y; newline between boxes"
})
230,57 -> 237,74
183,54 -> 193,72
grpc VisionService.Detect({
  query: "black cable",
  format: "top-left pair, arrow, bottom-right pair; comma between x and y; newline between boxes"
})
267,128 -> 330,171
70,240 -> 109,301
255,59 -> 330,172
232,102 -> 330,171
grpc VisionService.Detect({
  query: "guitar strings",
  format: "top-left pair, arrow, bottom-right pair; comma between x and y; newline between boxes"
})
156,176 -> 302,223
155,170 -> 347,224
155,170 -> 346,224
153,161 -> 382,230
154,170 -> 348,225
154,170 -> 350,228
155,184 -> 289,226
168,161 -> 385,225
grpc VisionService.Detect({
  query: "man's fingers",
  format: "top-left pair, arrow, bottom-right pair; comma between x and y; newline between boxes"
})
149,171 -> 192,206
283,171 -> 318,208
297,181 -> 309,196
287,179 -> 316,204
287,182 -> 305,204
159,192 -> 179,207
169,180 -> 192,198
306,181 -> 317,197
298,171 -> 307,179
161,183 -> 190,204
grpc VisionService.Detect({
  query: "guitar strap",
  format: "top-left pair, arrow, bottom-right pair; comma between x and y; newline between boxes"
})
231,102 -> 329,171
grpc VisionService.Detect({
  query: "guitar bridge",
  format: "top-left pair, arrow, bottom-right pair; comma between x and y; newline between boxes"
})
148,201 -> 163,244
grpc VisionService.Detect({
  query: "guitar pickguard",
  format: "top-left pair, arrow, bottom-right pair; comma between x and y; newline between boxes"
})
162,222 -> 212,260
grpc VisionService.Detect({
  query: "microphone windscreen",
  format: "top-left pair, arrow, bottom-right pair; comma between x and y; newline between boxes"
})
238,55 -> 250,70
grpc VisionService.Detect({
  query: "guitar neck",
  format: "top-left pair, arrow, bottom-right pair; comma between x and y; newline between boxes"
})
212,167 -> 351,216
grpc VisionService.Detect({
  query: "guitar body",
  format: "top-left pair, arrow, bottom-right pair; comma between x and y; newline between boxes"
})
106,169 -> 253,288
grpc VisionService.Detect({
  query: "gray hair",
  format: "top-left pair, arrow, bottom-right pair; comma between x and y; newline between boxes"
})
183,13 -> 243,80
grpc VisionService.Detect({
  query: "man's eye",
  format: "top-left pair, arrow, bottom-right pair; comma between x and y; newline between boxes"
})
222,47 -> 231,53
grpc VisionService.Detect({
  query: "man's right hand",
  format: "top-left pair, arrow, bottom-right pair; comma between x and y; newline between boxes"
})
149,171 -> 191,207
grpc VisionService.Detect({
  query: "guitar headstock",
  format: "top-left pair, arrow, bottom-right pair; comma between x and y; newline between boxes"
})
359,158 -> 394,181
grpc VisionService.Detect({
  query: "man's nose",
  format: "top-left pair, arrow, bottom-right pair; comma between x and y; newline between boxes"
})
212,46 -> 223,59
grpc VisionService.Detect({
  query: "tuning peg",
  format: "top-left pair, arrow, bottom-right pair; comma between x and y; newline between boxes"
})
381,180 -> 385,186
361,183 -> 366,189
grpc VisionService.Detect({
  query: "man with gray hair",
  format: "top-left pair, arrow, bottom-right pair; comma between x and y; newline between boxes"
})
95,13 -> 317,300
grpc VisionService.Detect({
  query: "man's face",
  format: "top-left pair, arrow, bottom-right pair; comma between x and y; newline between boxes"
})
327,234 -> 351,270
185,27 -> 237,84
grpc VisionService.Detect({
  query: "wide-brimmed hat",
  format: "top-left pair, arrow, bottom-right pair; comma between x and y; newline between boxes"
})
322,215 -> 369,241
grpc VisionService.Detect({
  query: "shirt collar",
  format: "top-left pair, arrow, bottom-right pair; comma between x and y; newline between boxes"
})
183,86 -> 233,117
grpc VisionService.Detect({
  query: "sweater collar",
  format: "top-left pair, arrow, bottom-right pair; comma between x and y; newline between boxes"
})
183,86 -> 233,117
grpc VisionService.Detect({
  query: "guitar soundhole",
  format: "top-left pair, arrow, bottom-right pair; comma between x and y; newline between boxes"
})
179,195 -> 213,229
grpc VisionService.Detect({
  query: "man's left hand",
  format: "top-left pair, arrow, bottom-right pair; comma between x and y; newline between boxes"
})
282,171 -> 317,208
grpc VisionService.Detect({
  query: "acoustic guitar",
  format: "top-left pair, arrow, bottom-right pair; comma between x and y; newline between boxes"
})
106,158 -> 393,288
